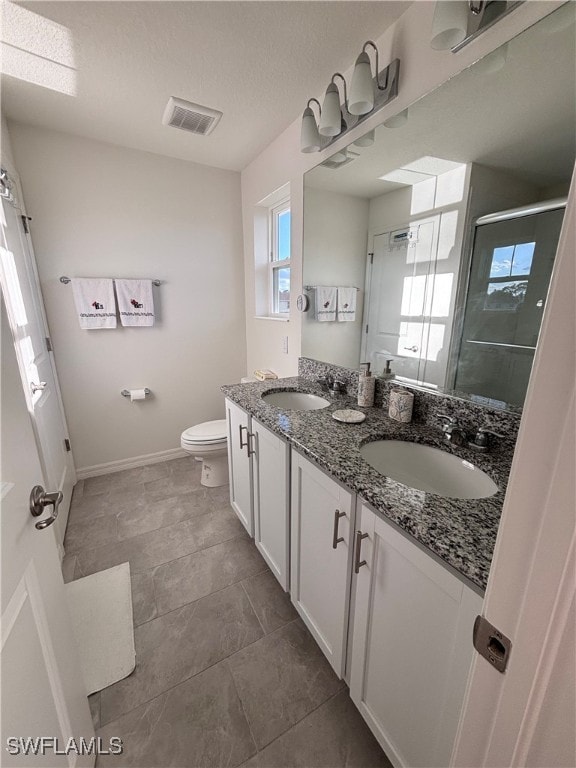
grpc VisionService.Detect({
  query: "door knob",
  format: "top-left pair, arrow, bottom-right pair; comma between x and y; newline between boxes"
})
29,485 -> 63,530
30,381 -> 47,394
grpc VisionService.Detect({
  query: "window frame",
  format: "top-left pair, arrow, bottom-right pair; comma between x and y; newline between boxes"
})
268,199 -> 291,318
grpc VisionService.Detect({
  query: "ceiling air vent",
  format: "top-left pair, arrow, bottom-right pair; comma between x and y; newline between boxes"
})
162,97 -> 222,136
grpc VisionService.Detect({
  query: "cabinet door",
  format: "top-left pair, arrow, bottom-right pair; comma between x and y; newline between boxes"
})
350,502 -> 483,768
290,451 -> 354,677
252,419 -> 290,590
225,398 -> 254,536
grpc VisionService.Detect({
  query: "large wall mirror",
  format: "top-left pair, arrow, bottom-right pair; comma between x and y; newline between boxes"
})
302,4 -> 575,410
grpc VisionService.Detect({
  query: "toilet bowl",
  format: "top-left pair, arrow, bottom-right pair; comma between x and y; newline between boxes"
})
180,419 -> 228,487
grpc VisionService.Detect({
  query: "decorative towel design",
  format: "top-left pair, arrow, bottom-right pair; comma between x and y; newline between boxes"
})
337,287 -> 357,322
115,279 -> 155,327
71,278 -> 117,329
316,286 -> 337,322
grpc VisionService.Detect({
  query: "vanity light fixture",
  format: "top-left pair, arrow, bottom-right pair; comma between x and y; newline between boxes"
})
300,98 -> 322,153
349,41 -> 388,115
299,41 -> 400,154
319,74 -> 348,136
431,1 -> 524,52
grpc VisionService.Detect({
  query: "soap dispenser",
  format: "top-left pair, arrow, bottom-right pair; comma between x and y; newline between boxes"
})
358,362 -> 375,407
381,359 -> 394,381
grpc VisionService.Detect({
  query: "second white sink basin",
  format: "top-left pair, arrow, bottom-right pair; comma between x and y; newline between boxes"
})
262,390 -> 331,411
360,440 -> 498,499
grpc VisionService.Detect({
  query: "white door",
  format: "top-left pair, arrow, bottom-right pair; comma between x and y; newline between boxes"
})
252,419 -> 290,590
350,502 -> 482,768
290,451 -> 354,677
451,173 -> 576,768
362,220 -> 439,382
0,181 -> 75,550
225,399 -> 254,536
1,293 -> 95,767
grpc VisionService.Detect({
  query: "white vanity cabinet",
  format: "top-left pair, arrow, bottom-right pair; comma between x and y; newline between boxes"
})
252,418 -> 290,590
226,398 -> 254,536
349,501 -> 483,768
225,398 -> 290,588
290,450 -> 355,677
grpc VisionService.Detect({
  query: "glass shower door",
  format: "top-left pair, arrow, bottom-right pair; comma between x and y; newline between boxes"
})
454,206 -> 565,407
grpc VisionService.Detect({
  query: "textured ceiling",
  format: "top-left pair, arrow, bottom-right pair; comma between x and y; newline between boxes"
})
1,0 -> 410,171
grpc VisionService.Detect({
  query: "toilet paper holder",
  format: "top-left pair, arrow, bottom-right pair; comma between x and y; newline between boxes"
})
121,388 -> 151,398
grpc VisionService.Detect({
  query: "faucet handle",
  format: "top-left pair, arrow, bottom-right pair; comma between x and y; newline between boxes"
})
468,426 -> 505,451
438,413 -> 459,425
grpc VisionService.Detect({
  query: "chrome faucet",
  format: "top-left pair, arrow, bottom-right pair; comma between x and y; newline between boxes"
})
438,414 -> 468,447
467,426 -> 505,452
317,375 -> 346,396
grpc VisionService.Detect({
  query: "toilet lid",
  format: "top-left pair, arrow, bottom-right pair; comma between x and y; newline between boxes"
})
182,420 -> 227,444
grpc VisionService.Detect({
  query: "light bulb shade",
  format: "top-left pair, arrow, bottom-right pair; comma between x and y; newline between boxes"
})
348,52 -> 375,115
383,108 -> 408,129
353,129 -> 375,147
430,1 -> 469,50
319,83 -> 342,137
300,107 -> 321,152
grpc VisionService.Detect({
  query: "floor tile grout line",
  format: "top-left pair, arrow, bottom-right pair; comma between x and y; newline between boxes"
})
67,497 -> 237,555
247,686 -> 348,758
98,617 -> 303,730
239,581 -> 267,636
74,527 -> 251,577
113,501 -> 236,545
131,562 -> 271,629
225,658 -> 259,764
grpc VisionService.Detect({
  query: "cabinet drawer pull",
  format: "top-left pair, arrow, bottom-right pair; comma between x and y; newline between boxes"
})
239,424 -> 249,451
355,530 -> 369,573
332,509 -> 346,549
247,432 -> 256,457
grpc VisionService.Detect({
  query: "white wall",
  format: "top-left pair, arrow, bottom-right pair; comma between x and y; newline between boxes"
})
302,188 -> 369,369
240,1 -> 563,378
8,124 -> 245,473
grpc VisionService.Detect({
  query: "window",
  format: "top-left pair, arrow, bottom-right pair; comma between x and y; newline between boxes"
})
269,201 -> 291,316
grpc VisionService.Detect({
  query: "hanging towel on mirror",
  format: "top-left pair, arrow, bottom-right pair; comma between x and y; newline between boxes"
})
316,286 -> 337,321
337,287 -> 357,322
115,279 -> 155,327
71,278 -> 117,329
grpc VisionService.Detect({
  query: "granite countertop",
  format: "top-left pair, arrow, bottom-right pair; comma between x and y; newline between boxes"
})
222,377 -> 511,592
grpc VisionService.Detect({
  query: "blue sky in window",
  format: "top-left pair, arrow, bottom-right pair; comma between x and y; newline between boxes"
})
490,242 -> 535,278
278,210 -> 291,261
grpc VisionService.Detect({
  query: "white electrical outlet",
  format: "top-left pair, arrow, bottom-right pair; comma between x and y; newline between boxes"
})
282,335 -> 289,354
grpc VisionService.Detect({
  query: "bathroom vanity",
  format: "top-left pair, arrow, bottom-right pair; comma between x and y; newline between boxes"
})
222,370 -> 519,767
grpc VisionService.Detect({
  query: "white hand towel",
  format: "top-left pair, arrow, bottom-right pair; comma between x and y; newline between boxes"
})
71,278 -> 117,329
315,286 -> 337,322
115,279 -> 155,327
337,287 -> 357,322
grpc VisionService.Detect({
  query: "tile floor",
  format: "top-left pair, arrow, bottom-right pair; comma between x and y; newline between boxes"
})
63,456 -> 391,768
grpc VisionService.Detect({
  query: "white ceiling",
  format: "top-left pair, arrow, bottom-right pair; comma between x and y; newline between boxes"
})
1,0 -> 411,171
306,4 -> 576,198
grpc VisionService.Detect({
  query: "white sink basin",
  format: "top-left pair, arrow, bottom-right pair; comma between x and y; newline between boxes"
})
360,440 -> 498,499
262,390 -> 331,411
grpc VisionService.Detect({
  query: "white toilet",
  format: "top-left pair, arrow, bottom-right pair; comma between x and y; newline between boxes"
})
180,419 -> 228,487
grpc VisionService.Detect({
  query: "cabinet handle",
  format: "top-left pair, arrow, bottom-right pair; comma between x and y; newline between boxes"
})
332,509 -> 346,549
239,424 -> 249,451
354,530 -> 369,573
247,432 -> 255,457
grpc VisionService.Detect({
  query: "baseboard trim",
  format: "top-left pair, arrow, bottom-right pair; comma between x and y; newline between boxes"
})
76,448 -> 188,479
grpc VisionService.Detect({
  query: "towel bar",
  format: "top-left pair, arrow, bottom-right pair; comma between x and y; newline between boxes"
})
60,276 -> 162,287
